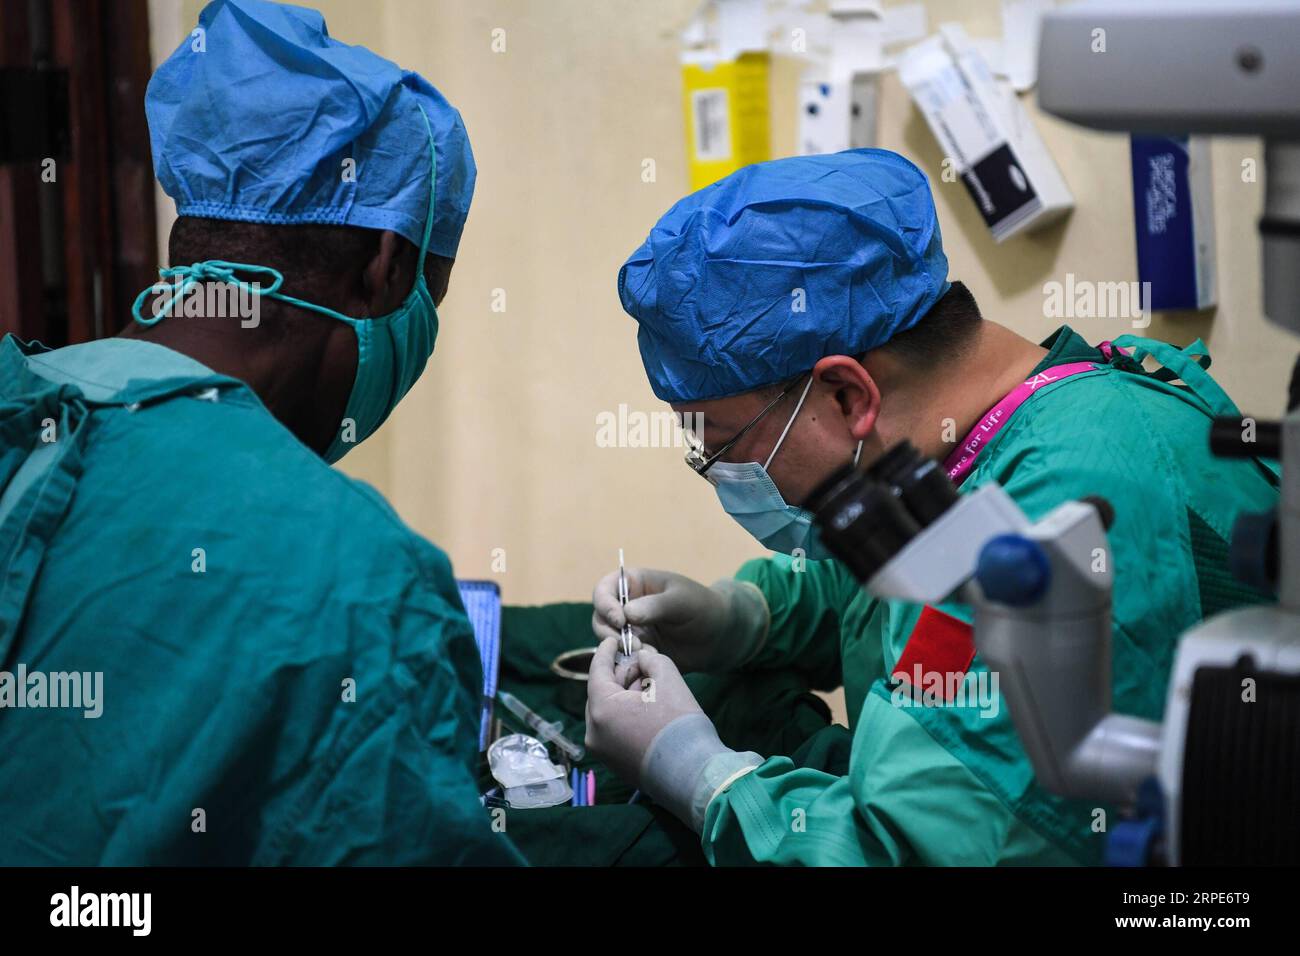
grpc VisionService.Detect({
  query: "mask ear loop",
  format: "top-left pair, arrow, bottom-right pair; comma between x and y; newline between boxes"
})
131,261 -> 286,326
411,105 -> 438,283
763,374 -> 816,471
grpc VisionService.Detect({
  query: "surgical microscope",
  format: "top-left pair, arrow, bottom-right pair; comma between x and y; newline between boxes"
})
804,0 -> 1300,866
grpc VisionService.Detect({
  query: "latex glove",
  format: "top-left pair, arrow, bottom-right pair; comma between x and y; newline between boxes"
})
586,637 -> 762,831
590,568 -> 768,673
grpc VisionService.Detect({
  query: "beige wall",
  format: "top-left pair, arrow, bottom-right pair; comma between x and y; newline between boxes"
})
148,0 -> 1296,607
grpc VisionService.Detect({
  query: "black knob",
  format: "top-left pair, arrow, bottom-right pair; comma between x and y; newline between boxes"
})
1210,417 -> 1280,459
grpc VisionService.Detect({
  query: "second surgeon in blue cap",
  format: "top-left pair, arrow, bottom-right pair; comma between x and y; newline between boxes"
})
586,150 -> 1279,867
0,0 -> 522,865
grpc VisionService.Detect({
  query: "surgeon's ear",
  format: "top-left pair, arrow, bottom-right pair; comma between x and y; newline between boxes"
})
813,354 -> 881,441
361,230 -> 407,315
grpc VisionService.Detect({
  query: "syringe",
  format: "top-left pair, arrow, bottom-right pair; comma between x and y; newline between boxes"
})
497,690 -> 585,762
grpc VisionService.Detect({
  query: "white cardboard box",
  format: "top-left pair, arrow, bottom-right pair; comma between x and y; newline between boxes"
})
899,24 -> 1073,242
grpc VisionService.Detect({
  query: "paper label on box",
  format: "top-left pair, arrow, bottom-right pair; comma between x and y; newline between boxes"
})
691,89 -> 733,162
911,66 -> 1001,170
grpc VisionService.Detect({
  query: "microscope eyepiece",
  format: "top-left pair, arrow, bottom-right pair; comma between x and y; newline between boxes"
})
866,440 -> 960,527
804,441 -> 959,584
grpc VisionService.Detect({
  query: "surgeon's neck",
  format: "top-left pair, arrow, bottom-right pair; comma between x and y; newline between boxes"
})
118,309 -> 350,456
885,321 -> 1048,462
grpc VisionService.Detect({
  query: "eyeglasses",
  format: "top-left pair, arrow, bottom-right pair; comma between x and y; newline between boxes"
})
683,376 -> 807,482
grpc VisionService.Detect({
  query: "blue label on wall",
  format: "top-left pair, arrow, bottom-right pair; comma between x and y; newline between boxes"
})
1131,136 -> 1198,311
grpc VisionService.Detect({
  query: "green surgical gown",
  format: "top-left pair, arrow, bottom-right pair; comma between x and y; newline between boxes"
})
702,327 -> 1280,866
0,335 -> 522,865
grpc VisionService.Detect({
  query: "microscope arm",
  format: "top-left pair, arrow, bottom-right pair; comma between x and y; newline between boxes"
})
868,488 -> 1161,807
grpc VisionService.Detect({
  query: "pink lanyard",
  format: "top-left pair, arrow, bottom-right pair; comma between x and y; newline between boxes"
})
942,342 -> 1117,486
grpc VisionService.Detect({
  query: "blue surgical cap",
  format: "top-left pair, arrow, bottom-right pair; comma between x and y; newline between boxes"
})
619,149 -> 950,403
147,0 -> 475,258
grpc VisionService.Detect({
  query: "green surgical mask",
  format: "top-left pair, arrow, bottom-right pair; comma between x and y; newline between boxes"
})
132,111 -> 442,464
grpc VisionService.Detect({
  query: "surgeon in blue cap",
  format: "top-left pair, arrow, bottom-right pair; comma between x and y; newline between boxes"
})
586,150 -> 1278,866
0,0 -> 521,864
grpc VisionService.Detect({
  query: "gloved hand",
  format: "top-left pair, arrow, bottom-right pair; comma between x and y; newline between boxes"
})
586,637 -> 763,832
590,568 -> 769,673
